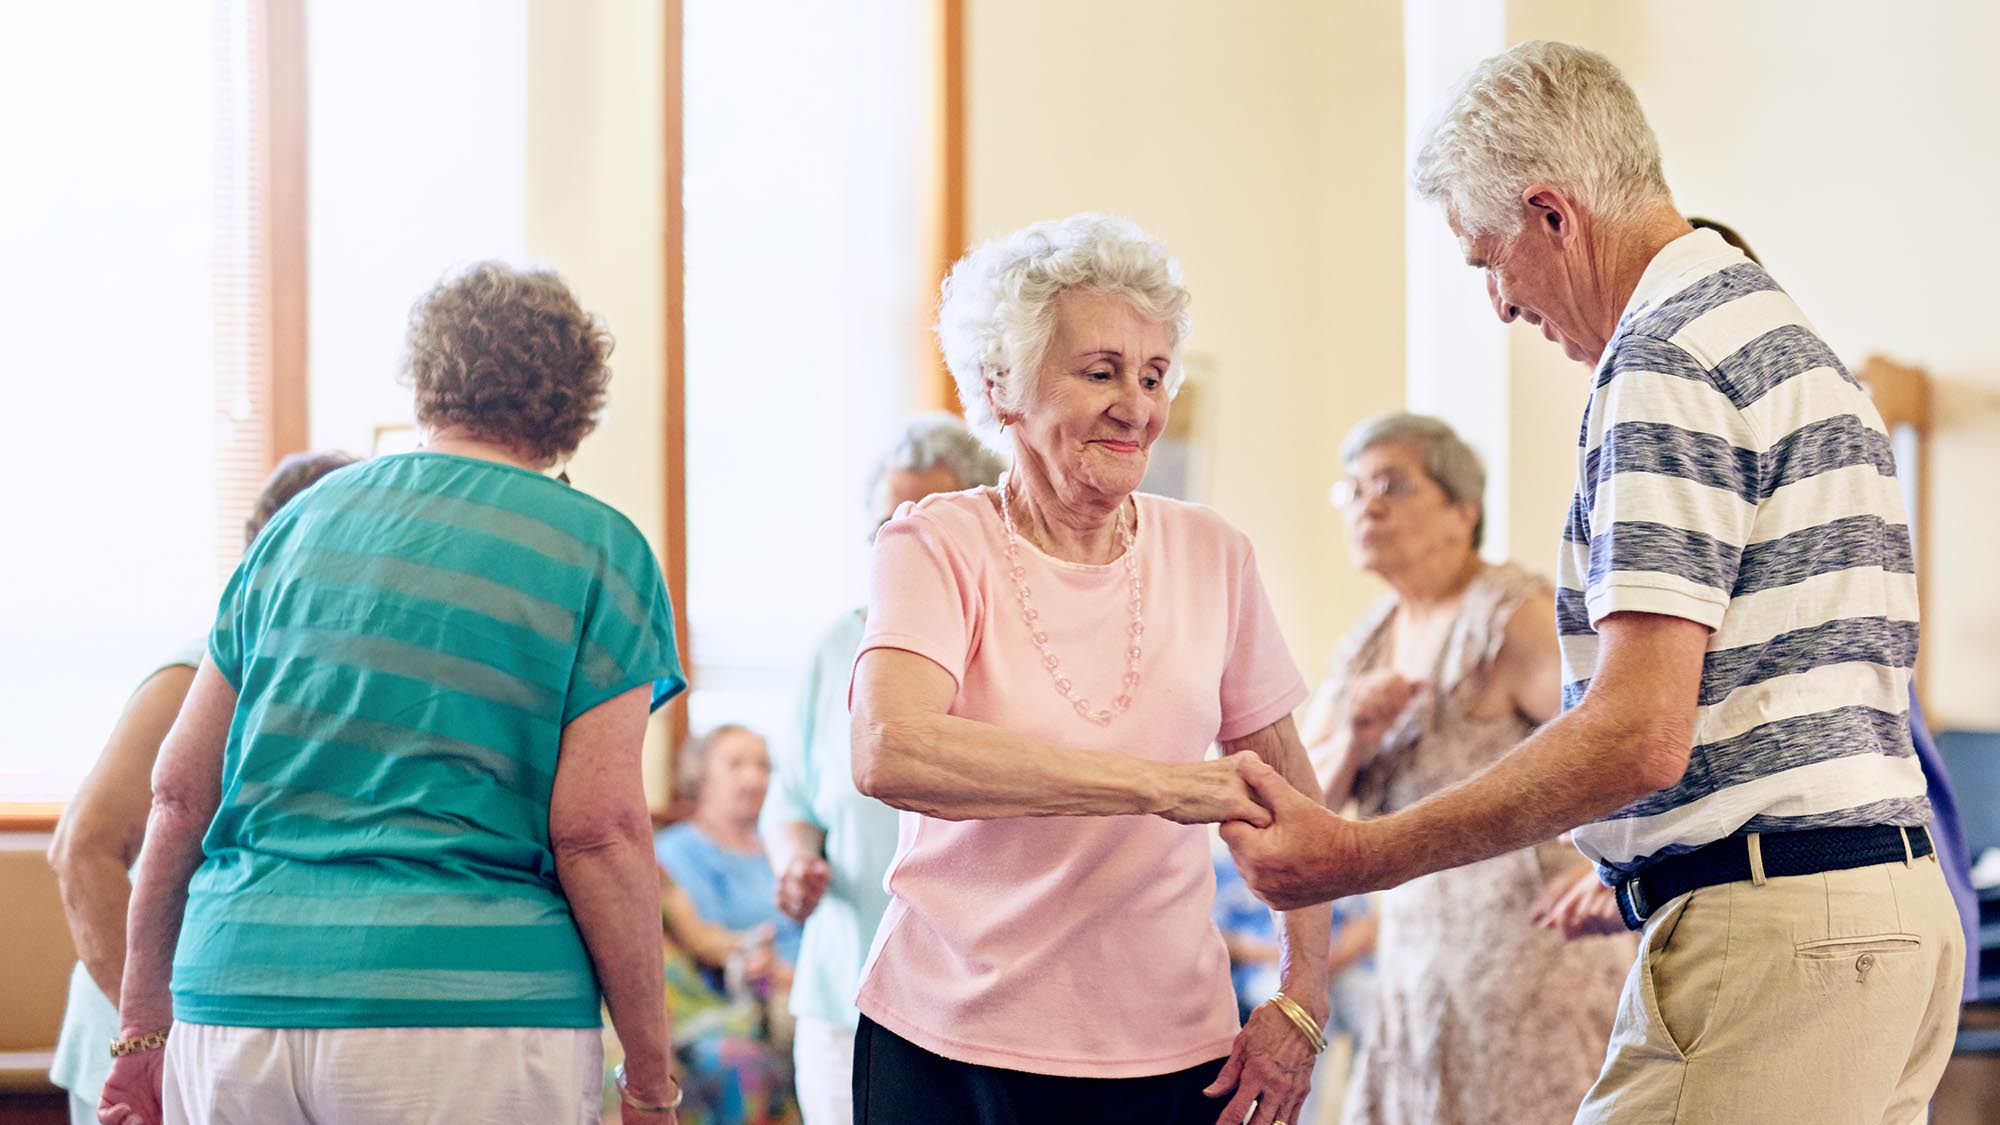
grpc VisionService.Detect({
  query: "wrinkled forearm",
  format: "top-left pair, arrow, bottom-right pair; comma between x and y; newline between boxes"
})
52,848 -> 133,1003
116,802 -> 209,1034
1272,732 -> 1336,1012
558,834 -> 670,1091
762,818 -> 826,874
854,711 -> 1171,820
1366,698 -> 1683,891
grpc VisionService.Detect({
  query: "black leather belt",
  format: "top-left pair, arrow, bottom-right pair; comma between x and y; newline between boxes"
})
1615,823 -> 1933,930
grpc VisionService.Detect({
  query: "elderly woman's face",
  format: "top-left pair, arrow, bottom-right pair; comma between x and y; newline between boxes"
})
1010,290 -> 1171,503
699,730 -> 772,827
1341,441 -> 1477,577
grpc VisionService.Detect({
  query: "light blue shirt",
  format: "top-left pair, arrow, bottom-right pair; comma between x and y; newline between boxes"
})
756,609 -> 901,1026
654,823 -> 803,971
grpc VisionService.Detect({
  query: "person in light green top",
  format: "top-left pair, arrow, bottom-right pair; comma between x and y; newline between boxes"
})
48,451 -> 357,1125
758,414 -> 1003,1124
99,263 -> 688,1125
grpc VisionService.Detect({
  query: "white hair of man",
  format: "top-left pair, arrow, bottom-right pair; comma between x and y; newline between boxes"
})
865,413 -> 1008,538
935,213 -> 1192,451
1412,40 -> 1674,238
869,412 -> 1007,497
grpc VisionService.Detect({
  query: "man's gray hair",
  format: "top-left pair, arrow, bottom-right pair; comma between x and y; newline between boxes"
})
935,213 -> 1191,450
1412,41 -> 1672,237
1341,412 -> 1488,549
869,413 -> 1007,503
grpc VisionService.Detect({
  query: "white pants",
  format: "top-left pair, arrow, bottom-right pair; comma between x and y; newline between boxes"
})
162,1023 -> 603,1124
791,1015 -> 854,1125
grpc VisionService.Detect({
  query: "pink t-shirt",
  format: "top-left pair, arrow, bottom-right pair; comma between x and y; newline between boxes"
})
851,489 -> 1307,1078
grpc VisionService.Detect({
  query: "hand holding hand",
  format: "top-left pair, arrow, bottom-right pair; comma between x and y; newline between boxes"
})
1160,752 -> 1273,828
775,853 -> 831,923
1346,670 -> 1425,753
1220,757 -> 1372,910
1529,863 -> 1625,939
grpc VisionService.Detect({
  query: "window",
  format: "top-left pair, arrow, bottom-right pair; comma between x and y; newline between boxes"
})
0,0 -> 300,803
680,0 -> 948,743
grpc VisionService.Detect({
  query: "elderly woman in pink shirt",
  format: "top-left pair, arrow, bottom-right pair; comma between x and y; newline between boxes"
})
849,213 -> 1331,1125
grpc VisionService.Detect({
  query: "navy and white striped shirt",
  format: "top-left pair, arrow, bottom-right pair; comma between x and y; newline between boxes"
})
1561,229 -> 1928,883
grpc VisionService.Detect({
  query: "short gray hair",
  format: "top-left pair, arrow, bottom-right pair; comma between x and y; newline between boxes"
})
1341,412 -> 1488,549
675,723 -> 761,801
935,213 -> 1192,450
1412,41 -> 1672,238
868,413 -> 1007,505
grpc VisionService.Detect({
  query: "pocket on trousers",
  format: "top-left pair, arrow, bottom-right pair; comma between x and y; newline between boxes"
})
1636,892 -> 1695,1061
1793,932 -> 1922,958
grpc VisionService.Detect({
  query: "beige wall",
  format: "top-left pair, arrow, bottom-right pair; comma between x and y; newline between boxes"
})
523,0 -> 676,799
512,0 -> 1999,729
1479,0 -> 2000,727
966,0 -> 1409,675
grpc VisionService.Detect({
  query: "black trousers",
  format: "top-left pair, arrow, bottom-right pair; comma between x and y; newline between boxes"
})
852,1013 -> 1230,1125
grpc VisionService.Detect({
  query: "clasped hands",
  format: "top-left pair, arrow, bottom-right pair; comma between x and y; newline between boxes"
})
1210,753 -> 1627,939
1206,752 -> 1374,912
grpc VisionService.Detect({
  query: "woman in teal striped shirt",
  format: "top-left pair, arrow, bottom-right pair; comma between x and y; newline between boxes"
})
100,263 -> 687,1124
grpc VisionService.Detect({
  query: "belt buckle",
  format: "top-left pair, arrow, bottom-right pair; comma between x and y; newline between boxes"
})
1617,877 -> 1651,931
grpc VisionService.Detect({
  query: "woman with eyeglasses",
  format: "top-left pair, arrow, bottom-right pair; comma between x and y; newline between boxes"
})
1298,412 -> 1634,1125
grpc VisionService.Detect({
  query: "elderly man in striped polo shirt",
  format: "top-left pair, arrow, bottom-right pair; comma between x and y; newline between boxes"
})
1222,39 -> 1961,1123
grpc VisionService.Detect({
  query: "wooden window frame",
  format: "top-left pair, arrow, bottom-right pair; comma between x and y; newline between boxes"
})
655,0 -> 966,817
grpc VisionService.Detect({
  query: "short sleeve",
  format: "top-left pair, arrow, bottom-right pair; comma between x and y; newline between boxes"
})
207,558 -> 252,691
853,511 -> 975,693
1583,336 -> 1761,631
565,528 -> 686,725
1217,545 -> 1308,742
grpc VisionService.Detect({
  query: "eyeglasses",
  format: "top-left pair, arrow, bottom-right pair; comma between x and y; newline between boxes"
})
1329,475 -> 1423,509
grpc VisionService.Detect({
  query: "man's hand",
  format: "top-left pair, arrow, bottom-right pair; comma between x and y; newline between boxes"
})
1529,862 -> 1625,939
774,854 -> 831,923
1221,757 -> 1377,910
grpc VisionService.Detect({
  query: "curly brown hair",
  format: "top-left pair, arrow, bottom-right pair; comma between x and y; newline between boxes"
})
403,262 -> 614,464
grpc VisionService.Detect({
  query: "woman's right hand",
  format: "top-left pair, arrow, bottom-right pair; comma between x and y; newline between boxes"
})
1159,753 -> 1273,827
97,1047 -> 164,1125
1345,669 -> 1425,753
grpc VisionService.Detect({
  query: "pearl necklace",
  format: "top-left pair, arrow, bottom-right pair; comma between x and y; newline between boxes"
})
997,476 -> 1144,725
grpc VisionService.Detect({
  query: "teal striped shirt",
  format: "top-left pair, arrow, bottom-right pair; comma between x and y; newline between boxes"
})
173,452 -> 685,1028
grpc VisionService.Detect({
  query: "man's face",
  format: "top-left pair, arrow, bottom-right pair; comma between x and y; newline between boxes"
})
1450,209 -> 1597,365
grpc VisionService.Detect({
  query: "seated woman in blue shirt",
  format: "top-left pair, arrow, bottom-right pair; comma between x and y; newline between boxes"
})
656,726 -> 804,978
655,725 -> 802,1124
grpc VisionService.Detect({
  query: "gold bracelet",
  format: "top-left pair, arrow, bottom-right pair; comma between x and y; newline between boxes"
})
109,1027 -> 171,1058
1268,992 -> 1328,1054
613,1063 -> 683,1113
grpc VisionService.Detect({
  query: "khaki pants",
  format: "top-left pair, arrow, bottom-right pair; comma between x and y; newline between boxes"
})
1577,843 -> 1963,1125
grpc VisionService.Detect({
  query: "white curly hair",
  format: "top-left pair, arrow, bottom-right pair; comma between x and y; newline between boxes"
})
934,213 -> 1192,451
